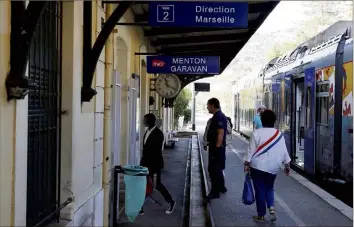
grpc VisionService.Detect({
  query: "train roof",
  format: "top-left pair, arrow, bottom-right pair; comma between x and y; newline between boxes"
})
263,21 -> 352,79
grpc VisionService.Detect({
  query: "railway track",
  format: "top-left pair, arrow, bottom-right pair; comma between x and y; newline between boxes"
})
179,132 -> 214,227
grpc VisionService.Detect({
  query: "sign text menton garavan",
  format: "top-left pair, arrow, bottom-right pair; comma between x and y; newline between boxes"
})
171,57 -> 214,74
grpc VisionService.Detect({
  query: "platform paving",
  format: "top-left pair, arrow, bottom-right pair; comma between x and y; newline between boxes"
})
118,138 -> 189,227
200,133 -> 353,226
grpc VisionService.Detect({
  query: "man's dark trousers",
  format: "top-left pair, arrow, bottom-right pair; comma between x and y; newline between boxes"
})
208,146 -> 226,194
148,168 -> 173,203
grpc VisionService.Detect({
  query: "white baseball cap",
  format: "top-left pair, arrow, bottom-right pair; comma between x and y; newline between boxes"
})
257,104 -> 266,109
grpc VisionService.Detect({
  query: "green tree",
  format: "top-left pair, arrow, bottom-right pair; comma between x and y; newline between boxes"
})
174,88 -> 192,127
183,108 -> 191,123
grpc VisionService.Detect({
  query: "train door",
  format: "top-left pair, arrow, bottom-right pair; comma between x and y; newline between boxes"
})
304,67 -> 316,175
315,80 -> 331,175
292,77 -> 305,168
283,74 -> 292,152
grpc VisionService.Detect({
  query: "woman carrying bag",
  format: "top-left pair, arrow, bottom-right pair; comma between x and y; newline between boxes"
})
243,109 -> 291,223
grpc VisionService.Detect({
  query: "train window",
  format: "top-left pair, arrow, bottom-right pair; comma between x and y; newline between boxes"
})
316,83 -> 329,124
316,97 -> 329,124
290,46 -> 300,60
267,92 -> 272,109
277,93 -> 281,125
272,93 -> 277,111
306,86 -> 312,129
299,46 -> 308,58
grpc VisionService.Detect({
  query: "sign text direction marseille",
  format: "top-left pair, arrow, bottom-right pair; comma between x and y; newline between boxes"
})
148,2 -> 248,28
146,56 -> 220,75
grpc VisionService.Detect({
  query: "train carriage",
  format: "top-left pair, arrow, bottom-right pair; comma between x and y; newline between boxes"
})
232,22 -> 353,184
232,73 -> 264,138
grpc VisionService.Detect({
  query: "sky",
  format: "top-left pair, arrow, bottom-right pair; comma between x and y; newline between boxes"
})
256,1 -> 307,35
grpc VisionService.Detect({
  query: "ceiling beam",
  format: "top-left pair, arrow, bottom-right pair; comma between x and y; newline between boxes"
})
143,19 -> 267,37
159,42 -> 244,53
160,50 -> 238,58
145,27 -> 243,37
135,1 -> 278,23
151,32 -> 251,46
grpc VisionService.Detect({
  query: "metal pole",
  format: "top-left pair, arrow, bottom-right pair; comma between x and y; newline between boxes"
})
192,87 -> 196,131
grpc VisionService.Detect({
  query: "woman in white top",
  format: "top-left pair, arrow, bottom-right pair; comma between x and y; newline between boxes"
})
244,109 -> 291,223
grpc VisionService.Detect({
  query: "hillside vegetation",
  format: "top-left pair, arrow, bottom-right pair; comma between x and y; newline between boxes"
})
195,1 -> 352,114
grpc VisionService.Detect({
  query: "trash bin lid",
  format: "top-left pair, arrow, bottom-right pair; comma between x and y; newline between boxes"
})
123,165 -> 149,176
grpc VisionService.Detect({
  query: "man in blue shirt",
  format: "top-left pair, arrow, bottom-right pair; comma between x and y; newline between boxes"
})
206,98 -> 228,199
253,105 -> 266,130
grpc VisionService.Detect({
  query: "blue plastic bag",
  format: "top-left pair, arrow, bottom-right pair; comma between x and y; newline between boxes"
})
242,172 -> 255,205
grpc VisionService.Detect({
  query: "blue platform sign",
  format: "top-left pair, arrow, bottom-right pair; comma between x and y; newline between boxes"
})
148,2 -> 248,28
146,56 -> 220,75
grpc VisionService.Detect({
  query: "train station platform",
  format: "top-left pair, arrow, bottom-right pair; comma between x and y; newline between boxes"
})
200,133 -> 353,226
118,138 -> 189,227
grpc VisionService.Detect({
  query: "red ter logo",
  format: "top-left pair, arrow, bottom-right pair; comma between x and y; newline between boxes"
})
152,60 -> 166,67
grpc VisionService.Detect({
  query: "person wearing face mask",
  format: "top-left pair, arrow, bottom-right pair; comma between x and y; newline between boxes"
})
139,113 -> 176,215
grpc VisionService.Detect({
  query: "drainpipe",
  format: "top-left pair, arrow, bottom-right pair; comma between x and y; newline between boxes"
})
103,4 -> 114,227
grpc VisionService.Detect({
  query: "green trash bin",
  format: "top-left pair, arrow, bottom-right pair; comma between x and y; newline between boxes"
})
122,165 -> 149,222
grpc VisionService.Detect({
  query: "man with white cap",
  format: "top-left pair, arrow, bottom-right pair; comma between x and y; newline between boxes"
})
254,104 -> 266,130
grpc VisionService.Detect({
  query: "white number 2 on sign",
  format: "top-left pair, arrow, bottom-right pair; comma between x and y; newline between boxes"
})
157,5 -> 174,23
163,12 -> 169,20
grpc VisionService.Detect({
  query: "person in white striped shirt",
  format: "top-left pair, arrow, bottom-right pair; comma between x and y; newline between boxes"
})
244,109 -> 291,223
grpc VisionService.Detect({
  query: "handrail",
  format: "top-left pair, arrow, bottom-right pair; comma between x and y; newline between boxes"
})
34,197 -> 74,227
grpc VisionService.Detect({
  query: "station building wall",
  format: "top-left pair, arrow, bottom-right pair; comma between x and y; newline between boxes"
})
0,1 -> 162,226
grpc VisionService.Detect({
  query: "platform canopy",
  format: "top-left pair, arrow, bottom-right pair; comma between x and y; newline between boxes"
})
129,1 -> 279,87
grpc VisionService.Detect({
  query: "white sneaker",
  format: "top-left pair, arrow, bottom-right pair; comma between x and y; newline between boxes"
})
269,206 -> 277,222
165,201 -> 176,215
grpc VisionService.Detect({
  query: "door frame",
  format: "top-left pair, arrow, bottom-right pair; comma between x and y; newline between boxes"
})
303,67 -> 316,175
291,75 -> 305,166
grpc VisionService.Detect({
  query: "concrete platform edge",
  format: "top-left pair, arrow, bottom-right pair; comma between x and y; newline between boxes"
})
196,134 -> 215,227
180,139 -> 192,227
189,135 -> 206,227
232,131 -> 353,220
